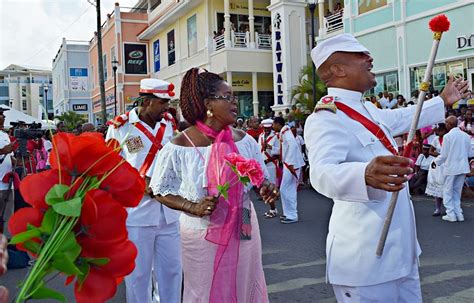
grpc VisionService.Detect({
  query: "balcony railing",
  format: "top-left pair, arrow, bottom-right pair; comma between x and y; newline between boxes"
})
213,31 -> 272,51
324,10 -> 344,34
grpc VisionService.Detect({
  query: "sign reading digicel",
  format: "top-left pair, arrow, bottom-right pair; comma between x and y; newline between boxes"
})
124,44 -> 148,74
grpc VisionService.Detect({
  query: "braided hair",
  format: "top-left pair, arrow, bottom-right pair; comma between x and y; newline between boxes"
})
180,68 -> 224,125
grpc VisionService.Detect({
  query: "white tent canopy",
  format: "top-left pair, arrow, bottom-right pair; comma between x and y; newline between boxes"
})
0,105 -> 56,129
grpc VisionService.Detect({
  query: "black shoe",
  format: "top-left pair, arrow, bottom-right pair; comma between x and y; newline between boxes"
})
280,218 -> 298,224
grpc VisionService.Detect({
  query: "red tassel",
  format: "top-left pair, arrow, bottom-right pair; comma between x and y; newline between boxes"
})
429,14 -> 450,33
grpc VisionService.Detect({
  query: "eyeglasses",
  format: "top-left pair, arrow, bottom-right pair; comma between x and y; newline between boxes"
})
209,95 -> 238,103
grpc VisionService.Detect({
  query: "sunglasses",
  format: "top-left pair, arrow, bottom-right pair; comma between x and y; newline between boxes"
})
209,95 -> 238,103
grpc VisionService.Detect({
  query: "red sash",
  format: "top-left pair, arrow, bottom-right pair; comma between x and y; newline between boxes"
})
334,101 -> 398,156
134,122 -> 167,177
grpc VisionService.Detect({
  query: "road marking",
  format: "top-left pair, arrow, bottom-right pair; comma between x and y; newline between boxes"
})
421,269 -> 474,285
264,259 -> 326,270
267,277 -> 326,294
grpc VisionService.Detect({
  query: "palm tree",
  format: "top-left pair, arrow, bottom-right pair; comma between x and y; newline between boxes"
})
55,111 -> 87,131
290,64 -> 327,112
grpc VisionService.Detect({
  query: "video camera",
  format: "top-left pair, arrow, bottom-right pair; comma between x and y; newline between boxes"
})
10,122 -> 45,157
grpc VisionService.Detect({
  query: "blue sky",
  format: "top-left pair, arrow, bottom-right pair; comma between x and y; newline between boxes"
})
0,0 -> 137,70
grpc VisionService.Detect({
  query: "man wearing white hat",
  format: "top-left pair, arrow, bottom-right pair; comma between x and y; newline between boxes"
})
258,118 -> 280,218
304,34 -> 469,301
106,78 -> 182,303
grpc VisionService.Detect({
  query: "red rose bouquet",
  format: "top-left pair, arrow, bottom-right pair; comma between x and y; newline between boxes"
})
8,132 -> 145,302
217,152 -> 265,199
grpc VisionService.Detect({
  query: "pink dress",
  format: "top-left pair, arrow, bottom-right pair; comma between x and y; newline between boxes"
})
150,135 -> 269,303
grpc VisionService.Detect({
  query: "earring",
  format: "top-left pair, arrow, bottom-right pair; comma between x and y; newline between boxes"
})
207,109 -> 213,118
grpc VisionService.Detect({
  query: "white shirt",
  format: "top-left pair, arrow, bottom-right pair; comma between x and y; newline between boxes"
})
106,108 -> 178,226
279,125 -> 305,169
257,131 -> 279,160
415,153 -> 434,171
0,131 -> 12,190
378,97 -> 397,109
435,127 -> 472,175
305,87 -> 445,286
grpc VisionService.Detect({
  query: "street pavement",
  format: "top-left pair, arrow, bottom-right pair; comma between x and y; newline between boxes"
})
1,188 -> 473,302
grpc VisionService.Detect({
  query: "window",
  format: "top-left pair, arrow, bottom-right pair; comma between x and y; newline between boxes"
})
21,86 -> 26,97
167,30 -> 176,66
103,54 -> 108,81
0,87 -> 8,97
22,99 -> 27,111
39,89 -> 43,98
366,71 -> 399,96
187,15 -> 198,57
358,0 -> 387,15
216,13 -> 271,34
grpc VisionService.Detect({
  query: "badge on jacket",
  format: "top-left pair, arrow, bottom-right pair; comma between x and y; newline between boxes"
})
125,136 -> 144,153
314,96 -> 337,113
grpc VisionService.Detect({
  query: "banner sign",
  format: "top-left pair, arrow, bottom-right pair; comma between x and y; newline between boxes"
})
153,39 -> 160,72
69,68 -> 88,91
124,44 -> 147,74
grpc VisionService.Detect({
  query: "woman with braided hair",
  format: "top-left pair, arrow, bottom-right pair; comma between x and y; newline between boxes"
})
150,67 -> 279,302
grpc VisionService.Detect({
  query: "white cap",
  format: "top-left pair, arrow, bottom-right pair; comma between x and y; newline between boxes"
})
140,78 -> 175,99
262,119 -> 273,128
311,33 -> 370,69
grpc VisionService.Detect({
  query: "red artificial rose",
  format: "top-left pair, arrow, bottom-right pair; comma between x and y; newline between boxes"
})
8,207 -> 44,252
19,169 -> 72,210
79,190 -> 128,244
99,170 -> 145,208
74,267 -> 117,303
224,153 -> 247,166
244,159 -> 265,187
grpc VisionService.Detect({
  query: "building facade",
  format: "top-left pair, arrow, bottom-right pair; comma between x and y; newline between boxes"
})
89,3 -> 149,124
52,38 -> 92,121
0,65 -> 53,120
322,0 -> 474,99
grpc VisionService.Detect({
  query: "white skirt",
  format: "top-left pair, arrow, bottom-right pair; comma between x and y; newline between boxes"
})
425,164 -> 444,198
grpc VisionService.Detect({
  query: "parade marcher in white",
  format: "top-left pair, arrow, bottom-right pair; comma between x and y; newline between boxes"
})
272,117 -> 305,224
106,79 -> 182,303
409,144 -> 434,195
435,115 -> 472,222
425,123 -> 448,216
304,34 -> 469,302
258,119 -> 280,218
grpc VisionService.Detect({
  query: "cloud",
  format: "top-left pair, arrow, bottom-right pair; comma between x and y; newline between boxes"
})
0,0 -> 138,70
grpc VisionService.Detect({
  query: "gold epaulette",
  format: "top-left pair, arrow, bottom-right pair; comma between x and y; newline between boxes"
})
314,96 -> 337,113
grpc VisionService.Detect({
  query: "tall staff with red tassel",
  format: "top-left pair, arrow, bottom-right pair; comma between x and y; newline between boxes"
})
376,14 -> 451,256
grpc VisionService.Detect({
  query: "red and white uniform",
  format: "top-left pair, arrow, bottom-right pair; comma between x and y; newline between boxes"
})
258,130 -> 280,184
106,79 -> 182,303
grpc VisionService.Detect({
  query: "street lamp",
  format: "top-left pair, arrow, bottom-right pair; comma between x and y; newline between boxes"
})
111,57 -> 119,116
308,0 -> 317,106
44,84 -> 49,120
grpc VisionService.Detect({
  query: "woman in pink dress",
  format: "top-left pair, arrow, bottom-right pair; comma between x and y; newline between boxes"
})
150,68 -> 279,302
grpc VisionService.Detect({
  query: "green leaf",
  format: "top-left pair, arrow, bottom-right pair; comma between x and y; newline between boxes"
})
30,285 -> 66,302
239,176 -> 250,185
9,228 -> 41,244
45,184 -> 70,206
84,257 -> 110,266
23,240 -> 41,254
76,262 -> 90,290
217,183 -> 229,200
52,197 -> 82,217
52,253 -> 82,275
58,232 -> 82,260
40,208 -> 58,234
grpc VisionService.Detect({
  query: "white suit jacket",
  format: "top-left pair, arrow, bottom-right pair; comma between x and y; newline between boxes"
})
435,127 -> 471,175
304,88 -> 445,286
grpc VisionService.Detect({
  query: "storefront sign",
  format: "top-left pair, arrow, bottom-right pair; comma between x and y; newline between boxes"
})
153,39 -> 160,72
457,34 -> 474,50
69,68 -> 88,91
274,13 -> 283,105
72,104 -> 88,111
124,44 -> 147,74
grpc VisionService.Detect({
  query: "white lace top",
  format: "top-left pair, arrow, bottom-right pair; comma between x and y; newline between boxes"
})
149,134 -> 269,229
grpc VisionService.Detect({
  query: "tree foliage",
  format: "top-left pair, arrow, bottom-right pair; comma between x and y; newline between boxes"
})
55,111 -> 86,131
290,64 -> 327,112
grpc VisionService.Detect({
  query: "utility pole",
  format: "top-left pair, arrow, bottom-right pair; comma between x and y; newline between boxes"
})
88,0 -> 107,123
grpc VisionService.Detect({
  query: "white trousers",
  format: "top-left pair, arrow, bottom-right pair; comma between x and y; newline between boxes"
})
442,174 -> 465,218
333,263 -> 421,303
125,223 -> 182,303
265,161 -> 277,184
280,167 -> 300,220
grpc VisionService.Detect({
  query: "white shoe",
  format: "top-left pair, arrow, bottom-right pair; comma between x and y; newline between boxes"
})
442,215 -> 457,222
456,214 -> 465,222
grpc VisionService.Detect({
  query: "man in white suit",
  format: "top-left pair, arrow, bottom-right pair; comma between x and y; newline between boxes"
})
435,115 -> 471,222
304,34 -> 468,302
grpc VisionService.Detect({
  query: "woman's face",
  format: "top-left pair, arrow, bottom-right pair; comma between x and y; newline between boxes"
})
207,81 -> 238,127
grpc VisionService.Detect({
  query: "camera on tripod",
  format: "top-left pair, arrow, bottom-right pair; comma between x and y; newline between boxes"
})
10,121 -> 45,157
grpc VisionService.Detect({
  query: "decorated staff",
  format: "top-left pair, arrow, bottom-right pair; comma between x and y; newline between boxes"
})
376,14 -> 451,257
